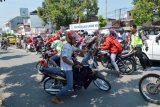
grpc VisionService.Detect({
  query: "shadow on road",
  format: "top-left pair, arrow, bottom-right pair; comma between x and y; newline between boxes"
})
0,62 -> 158,107
0,51 -> 13,55
0,55 -> 27,60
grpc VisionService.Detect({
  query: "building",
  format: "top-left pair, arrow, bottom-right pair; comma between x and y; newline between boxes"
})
3,16 -> 23,33
110,10 -> 134,31
30,10 -> 52,34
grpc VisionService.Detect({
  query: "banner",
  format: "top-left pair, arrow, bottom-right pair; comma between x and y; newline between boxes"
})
70,21 -> 99,30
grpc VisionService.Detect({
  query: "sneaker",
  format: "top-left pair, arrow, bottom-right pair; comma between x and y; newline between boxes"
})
51,96 -> 64,104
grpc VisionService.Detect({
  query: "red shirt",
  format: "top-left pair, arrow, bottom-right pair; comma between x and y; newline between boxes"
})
27,37 -> 32,44
45,37 -> 53,43
100,35 -> 122,53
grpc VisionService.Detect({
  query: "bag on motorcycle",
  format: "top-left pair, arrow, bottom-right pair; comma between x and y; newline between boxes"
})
73,66 -> 92,88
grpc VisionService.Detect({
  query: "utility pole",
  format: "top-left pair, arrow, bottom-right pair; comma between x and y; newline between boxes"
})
106,0 -> 107,19
119,8 -> 122,27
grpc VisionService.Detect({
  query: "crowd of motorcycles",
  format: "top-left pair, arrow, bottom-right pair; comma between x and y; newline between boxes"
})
30,35 -> 159,105
1,33 -> 159,105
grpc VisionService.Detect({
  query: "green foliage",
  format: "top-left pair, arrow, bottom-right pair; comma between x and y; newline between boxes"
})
1,32 -> 16,37
0,0 -> 5,2
2,32 -> 7,37
98,15 -> 107,29
37,0 -> 98,30
132,0 -> 160,25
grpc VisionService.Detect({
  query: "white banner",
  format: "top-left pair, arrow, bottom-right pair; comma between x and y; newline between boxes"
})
70,21 -> 99,30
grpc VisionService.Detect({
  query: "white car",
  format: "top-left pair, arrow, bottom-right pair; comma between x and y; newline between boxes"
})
142,33 -> 160,61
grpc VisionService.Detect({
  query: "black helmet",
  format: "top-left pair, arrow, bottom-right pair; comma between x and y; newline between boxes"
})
109,30 -> 117,37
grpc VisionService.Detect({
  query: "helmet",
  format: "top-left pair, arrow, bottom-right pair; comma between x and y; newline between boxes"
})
109,30 -> 117,37
101,29 -> 110,35
66,31 -> 78,41
53,32 -> 60,40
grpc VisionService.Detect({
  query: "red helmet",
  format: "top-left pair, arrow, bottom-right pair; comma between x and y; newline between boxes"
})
66,31 -> 78,41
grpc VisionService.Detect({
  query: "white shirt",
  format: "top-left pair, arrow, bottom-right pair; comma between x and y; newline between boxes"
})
60,43 -> 74,71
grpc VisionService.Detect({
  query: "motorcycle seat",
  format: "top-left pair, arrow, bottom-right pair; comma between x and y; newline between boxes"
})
98,50 -> 109,55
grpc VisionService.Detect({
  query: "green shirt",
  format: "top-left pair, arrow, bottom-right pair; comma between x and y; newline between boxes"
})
51,40 -> 63,55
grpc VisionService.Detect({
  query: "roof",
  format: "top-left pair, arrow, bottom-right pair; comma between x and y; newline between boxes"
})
30,10 -> 38,15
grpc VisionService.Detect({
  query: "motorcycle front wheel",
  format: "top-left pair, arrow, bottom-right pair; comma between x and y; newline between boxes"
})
117,58 -> 135,74
36,62 -> 44,74
93,72 -> 111,92
139,73 -> 160,104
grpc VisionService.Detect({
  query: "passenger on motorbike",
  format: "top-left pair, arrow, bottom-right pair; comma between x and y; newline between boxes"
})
52,32 -> 60,42
49,35 -> 63,67
99,30 -> 122,77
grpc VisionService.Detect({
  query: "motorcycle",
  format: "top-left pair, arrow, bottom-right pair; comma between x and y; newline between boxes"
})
1,44 -> 8,50
39,63 -> 111,95
36,47 -> 60,73
139,73 -> 160,104
26,43 -> 36,52
97,49 -> 136,74
82,48 -> 136,74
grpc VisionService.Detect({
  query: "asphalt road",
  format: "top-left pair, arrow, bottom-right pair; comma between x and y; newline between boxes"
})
0,47 -> 160,107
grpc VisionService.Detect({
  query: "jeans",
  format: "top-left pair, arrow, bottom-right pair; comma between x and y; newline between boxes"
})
49,54 -> 60,67
57,70 -> 73,96
41,67 -> 62,74
40,67 -> 73,97
110,53 -> 119,72
81,52 -> 91,65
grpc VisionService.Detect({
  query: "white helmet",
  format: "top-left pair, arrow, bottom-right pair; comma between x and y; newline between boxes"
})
100,29 -> 110,35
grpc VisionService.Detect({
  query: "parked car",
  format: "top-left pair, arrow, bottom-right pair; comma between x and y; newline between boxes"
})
142,33 -> 160,61
7,36 -> 16,44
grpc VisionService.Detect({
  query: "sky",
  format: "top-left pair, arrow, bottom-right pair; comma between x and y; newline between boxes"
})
0,0 -> 133,28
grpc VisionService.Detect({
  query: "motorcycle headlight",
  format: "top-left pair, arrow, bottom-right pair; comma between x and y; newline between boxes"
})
88,59 -> 94,65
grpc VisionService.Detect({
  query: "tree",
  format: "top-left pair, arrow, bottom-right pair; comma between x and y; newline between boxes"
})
37,0 -> 98,30
84,0 -> 99,21
132,0 -> 160,25
0,0 -> 5,2
98,15 -> 107,29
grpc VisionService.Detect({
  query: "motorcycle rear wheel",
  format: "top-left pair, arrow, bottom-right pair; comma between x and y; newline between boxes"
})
43,78 -> 63,95
117,58 -> 135,74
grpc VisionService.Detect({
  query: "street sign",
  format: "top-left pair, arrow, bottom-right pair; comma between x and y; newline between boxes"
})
20,8 -> 29,18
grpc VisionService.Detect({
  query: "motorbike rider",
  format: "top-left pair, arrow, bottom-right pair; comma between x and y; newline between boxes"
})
40,31 -> 82,104
81,30 -> 99,66
99,30 -> 122,77
36,36 -> 44,54
1,38 -> 7,49
44,34 -> 53,47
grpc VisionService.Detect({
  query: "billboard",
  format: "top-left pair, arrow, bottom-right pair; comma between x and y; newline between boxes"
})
20,8 -> 29,18
70,21 -> 99,30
